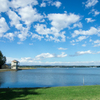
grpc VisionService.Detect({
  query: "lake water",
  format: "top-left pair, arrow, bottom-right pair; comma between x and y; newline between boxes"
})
0,68 -> 100,88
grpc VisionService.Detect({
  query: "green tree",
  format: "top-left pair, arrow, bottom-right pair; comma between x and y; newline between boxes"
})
0,51 -> 6,69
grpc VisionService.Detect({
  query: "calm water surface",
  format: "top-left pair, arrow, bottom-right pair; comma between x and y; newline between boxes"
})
0,68 -> 100,88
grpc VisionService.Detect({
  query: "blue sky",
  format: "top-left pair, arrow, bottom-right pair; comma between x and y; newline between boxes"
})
0,0 -> 100,65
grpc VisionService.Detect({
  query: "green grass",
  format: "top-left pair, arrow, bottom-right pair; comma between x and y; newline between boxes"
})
0,85 -> 100,100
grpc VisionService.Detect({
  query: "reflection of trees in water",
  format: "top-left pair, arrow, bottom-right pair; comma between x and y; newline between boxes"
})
10,71 -> 18,83
0,71 -> 18,88
0,73 -> 5,87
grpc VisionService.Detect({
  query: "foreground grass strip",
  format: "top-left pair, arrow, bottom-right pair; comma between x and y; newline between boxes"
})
0,85 -> 100,100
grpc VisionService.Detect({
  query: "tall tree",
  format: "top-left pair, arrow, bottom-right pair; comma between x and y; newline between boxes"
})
0,51 -> 6,69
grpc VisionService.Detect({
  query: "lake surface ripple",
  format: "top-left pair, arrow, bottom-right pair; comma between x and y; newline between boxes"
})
0,68 -> 100,88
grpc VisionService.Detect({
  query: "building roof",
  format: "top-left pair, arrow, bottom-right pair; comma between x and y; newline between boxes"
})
12,60 -> 19,63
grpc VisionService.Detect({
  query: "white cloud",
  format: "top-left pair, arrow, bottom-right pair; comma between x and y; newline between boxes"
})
94,40 -> 100,43
17,27 -> 30,41
51,1 -> 62,8
40,2 -> 46,7
72,27 -> 100,37
3,33 -> 15,41
47,12 -> 81,31
58,47 -> 67,50
35,53 -> 55,60
0,0 -> 10,13
84,0 -> 98,8
0,17 -> 9,37
70,40 -> 76,45
70,50 -> 92,56
97,51 -> 100,54
45,36 -> 60,42
20,57 -> 34,63
89,39 -> 92,42
76,36 -> 88,42
69,22 -> 82,29
11,0 -> 38,9
76,50 -> 92,55
70,40 -> 75,43
29,43 -> 33,45
82,44 -> 86,47
72,44 -> 75,46
89,9 -> 100,16
18,5 -> 43,26
34,24 -> 51,35
17,41 -> 23,44
34,24 -> 66,42
35,52 -> 67,60
85,18 -> 95,23
57,52 -> 67,57
32,33 -> 44,40
6,57 -> 19,63
7,10 -> 22,30
7,56 -> 100,65
93,40 -> 100,47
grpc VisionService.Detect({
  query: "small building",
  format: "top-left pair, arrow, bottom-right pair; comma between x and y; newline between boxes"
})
11,60 -> 19,70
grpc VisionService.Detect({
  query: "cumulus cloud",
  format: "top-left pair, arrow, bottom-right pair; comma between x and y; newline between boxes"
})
40,2 -> 46,7
3,33 -> 15,41
35,52 -> 67,60
47,12 -> 81,31
89,9 -> 100,16
34,24 -> 66,42
85,18 -> 95,23
0,0 -> 10,13
76,36 -> 88,42
0,17 -> 9,37
58,47 -> 68,50
72,27 -> 100,37
82,44 -> 86,47
7,10 -> 22,30
35,53 -> 55,60
18,5 -> 43,26
93,40 -> 100,47
32,33 -> 44,40
68,22 -> 82,29
18,28 -> 30,41
83,0 -> 98,8
70,50 -> 92,56
57,52 -> 67,57
11,0 -> 38,9
51,1 -> 62,8
34,24 -> 51,35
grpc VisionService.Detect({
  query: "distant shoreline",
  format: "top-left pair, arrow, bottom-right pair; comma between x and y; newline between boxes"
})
0,66 -> 99,72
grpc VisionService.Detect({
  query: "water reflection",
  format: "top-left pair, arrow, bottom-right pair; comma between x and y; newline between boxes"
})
10,71 -> 18,83
0,68 -> 100,88
0,72 -> 4,87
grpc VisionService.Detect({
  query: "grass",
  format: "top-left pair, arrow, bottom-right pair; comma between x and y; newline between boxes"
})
0,85 -> 100,100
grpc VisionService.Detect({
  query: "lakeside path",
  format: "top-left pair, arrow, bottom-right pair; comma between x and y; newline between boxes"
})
0,85 -> 100,100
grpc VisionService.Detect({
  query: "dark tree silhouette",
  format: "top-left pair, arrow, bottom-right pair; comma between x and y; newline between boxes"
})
0,51 -> 6,69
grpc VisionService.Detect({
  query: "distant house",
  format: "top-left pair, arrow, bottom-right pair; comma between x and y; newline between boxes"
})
11,60 -> 19,70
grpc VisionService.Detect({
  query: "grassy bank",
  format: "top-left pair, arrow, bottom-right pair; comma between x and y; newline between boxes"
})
0,67 -> 36,72
0,85 -> 100,100
0,69 -> 17,72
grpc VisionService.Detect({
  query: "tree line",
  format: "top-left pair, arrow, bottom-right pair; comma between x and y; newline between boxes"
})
0,51 -> 6,69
